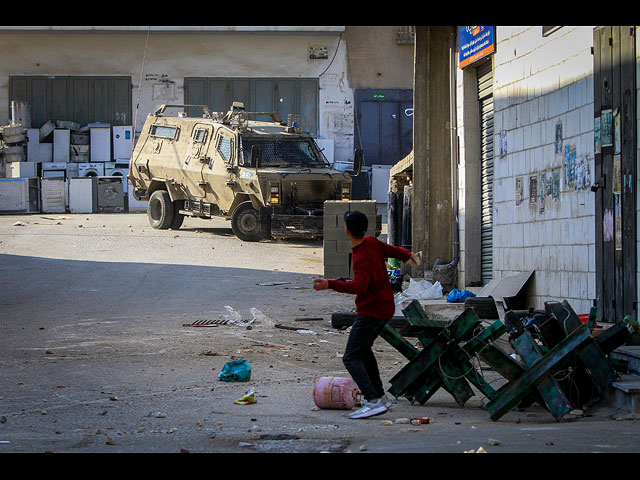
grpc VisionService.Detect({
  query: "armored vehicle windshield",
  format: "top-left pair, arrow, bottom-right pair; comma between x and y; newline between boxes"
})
239,135 -> 329,168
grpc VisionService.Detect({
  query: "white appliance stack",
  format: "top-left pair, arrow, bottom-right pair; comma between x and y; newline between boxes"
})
1,111 -> 134,214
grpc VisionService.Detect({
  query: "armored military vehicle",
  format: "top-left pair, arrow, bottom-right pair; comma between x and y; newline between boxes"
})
128,103 -> 359,241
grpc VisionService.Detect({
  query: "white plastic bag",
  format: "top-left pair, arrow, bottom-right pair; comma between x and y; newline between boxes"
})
393,279 -> 443,316
401,278 -> 443,300
249,307 -> 275,327
224,306 -> 249,326
224,306 -> 274,328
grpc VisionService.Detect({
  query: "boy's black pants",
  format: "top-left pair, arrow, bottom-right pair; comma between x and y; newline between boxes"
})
342,314 -> 389,402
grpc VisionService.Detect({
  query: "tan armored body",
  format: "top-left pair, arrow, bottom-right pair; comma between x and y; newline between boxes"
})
128,103 -> 355,241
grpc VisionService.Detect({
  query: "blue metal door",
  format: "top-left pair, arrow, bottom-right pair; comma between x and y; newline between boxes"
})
354,89 -> 413,167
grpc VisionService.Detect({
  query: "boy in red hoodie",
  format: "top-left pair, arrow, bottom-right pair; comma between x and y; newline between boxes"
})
313,210 -> 420,419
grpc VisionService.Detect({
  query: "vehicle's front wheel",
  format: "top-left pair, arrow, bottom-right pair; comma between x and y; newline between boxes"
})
231,201 -> 269,241
170,200 -> 185,230
147,190 -> 174,229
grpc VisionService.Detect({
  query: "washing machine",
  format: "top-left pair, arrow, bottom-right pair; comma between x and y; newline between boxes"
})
77,162 -> 105,177
96,176 -> 124,213
104,162 -> 130,193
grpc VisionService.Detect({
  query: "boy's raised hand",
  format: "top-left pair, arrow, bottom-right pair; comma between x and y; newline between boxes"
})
313,278 -> 329,291
406,251 -> 422,267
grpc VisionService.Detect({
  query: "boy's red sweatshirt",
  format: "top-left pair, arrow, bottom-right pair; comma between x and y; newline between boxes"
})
327,236 -> 412,320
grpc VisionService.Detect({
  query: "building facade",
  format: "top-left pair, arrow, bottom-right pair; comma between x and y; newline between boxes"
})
449,26 -> 638,321
0,26 -> 352,161
0,26 -> 414,198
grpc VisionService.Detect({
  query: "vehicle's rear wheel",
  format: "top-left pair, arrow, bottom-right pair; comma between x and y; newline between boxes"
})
147,190 -> 174,229
231,201 -> 269,241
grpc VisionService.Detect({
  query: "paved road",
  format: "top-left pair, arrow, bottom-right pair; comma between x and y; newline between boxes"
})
0,212 -> 639,453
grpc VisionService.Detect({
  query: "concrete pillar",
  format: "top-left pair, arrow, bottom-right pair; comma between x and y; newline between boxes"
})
412,26 -> 453,275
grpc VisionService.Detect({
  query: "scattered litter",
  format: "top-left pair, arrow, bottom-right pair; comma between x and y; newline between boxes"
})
394,418 -> 410,424
218,360 -> 251,382
394,279 -> 443,314
464,446 -> 487,453
239,442 -> 256,448
234,387 -> 257,405
12,222 -> 24,226
488,438 -> 501,446
183,318 -> 228,327
380,420 -> 393,426
257,282 -> 290,286
275,324 -> 300,331
201,350 -> 223,356
296,329 -> 316,335
224,306 -> 274,329
224,306 -> 246,326
410,417 -> 432,425
260,434 -> 299,440
446,288 -> 477,303
249,308 -> 275,327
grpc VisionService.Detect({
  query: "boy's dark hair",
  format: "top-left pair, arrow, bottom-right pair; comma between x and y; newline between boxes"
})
344,210 -> 368,238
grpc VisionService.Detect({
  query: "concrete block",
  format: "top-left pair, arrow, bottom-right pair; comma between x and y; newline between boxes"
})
336,240 -> 352,254
323,213 -> 338,228
323,240 -> 337,255
324,226 -> 346,241
612,380 -> 640,413
323,252 -> 350,266
324,200 -> 350,216
349,200 -> 377,215
324,264 -> 350,279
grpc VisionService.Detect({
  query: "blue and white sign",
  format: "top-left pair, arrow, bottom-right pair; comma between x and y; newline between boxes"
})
459,26 -> 495,68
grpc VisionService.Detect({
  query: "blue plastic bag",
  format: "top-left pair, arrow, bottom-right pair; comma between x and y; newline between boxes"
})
446,288 -> 476,303
218,360 -> 251,382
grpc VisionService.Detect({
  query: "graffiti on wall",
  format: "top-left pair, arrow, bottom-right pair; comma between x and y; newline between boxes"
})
513,122 -> 592,212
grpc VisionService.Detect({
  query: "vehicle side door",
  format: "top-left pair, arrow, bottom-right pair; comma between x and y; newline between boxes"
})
205,127 -> 237,212
181,123 -> 214,199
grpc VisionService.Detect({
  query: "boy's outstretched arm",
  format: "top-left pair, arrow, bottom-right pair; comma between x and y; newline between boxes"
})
313,278 -> 329,290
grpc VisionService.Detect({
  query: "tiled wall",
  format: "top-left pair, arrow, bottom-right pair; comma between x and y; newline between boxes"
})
458,26 -> 598,313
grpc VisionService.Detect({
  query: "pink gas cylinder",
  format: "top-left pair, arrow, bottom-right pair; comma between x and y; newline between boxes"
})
313,377 -> 362,409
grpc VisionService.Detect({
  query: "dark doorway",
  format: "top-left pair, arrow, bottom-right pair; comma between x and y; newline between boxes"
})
354,89 -> 413,168
593,26 -> 637,323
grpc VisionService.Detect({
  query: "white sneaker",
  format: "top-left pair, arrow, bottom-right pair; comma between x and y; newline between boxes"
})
380,394 -> 394,409
348,399 -> 387,419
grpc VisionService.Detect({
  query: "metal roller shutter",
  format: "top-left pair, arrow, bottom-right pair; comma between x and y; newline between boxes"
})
9,76 -> 132,128
184,77 -> 319,136
477,60 -> 494,284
